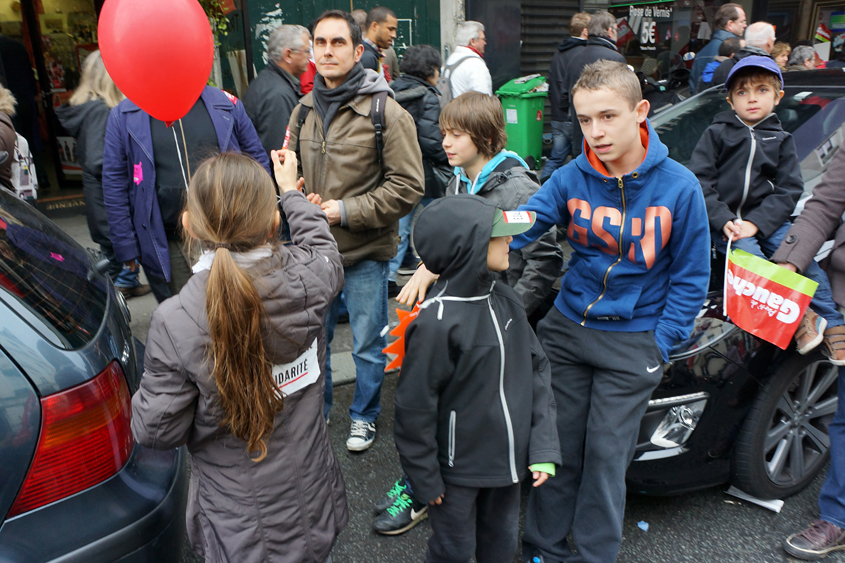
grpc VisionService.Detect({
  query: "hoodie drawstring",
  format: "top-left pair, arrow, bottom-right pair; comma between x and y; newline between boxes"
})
419,281 -> 496,320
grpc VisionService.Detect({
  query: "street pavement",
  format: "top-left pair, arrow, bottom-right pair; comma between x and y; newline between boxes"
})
52,212 -> 842,563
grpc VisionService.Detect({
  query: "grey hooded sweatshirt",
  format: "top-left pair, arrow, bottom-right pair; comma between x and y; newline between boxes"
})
131,190 -> 347,563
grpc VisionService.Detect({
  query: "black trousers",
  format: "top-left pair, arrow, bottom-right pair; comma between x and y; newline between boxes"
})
148,238 -> 194,303
523,307 -> 664,563
425,482 -> 521,563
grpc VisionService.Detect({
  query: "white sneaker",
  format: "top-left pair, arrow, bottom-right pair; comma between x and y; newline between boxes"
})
347,420 -> 376,451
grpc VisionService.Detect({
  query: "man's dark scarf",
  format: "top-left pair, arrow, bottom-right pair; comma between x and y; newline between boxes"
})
312,62 -> 367,135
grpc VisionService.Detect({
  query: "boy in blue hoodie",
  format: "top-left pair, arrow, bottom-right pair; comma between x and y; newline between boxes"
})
514,60 -> 711,563
394,195 -> 561,562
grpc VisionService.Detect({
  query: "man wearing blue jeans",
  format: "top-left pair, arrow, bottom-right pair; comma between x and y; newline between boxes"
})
288,10 -> 424,451
774,145 -> 845,560
541,12 -> 589,183
388,197 -> 434,292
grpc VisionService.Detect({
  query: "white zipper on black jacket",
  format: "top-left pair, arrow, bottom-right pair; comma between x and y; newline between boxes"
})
735,113 -> 776,221
419,281 -> 520,483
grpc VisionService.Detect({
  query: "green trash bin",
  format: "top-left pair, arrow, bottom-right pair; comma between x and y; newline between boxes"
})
495,74 -> 548,170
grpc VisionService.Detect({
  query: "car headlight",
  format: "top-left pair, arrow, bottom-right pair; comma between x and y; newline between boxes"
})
649,392 -> 709,448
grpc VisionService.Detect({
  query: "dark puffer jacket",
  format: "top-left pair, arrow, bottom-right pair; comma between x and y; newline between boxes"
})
131,190 -> 347,563
391,74 -> 451,199
394,195 -> 561,504
548,36 -> 587,121
688,110 -> 803,239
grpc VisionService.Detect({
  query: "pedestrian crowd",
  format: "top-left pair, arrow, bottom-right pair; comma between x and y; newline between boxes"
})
27,4 -> 845,563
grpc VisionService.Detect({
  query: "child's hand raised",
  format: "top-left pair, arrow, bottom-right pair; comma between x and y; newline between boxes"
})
397,264 -> 439,305
271,149 -> 300,193
532,471 -> 550,487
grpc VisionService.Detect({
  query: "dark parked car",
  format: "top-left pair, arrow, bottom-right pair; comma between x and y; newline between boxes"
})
0,187 -> 187,560
627,69 -> 845,499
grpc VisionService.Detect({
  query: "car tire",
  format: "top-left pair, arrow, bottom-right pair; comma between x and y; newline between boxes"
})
731,351 -> 838,500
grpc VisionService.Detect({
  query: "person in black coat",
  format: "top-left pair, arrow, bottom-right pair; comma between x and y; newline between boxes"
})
243,25 -> 311,162
386,45 -> 451,296
360,6 -> 397,79
564,11 -> 626,157
0,31 -> 38,155
394,195 -> 560,560
542,12 -> 590,182
55,52 -> 150,297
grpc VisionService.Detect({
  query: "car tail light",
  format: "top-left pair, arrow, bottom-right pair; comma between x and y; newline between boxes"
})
8,361 -> 134,517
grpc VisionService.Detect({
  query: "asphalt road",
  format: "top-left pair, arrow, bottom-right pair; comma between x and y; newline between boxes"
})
52,213 -> 843,563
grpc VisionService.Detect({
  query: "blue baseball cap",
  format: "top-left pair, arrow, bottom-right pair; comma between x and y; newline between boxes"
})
725,55 -> 784,90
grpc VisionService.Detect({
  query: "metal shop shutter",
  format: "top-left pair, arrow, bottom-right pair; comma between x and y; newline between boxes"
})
520,0 -> 581,136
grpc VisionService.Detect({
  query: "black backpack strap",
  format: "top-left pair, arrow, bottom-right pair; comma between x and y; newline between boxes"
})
371,91 -> 388,168
295,104 -> 311,154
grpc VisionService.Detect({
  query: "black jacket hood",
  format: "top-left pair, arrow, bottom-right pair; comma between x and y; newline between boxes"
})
557,36 -> 586,52
586,35 -> 619,52
392,74 -> 439,100
734,46 -> 772,61
56,100 -> 106,137
414,195 -> 497,297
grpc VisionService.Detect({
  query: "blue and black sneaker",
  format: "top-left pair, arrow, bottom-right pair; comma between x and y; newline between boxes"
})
372,492 -> 428,535
374,477 -> 408,513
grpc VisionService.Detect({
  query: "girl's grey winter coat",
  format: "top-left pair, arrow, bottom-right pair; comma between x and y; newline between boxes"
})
131,190 -> 347,563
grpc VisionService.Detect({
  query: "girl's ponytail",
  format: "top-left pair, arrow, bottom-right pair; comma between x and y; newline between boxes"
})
185,153 -> 283,462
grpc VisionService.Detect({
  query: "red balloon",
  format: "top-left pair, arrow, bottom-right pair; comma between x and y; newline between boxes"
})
98,0 -> 213,124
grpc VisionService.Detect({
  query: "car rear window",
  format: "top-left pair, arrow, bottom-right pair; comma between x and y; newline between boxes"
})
0,191 -> 107,350
651,86 -> 845,167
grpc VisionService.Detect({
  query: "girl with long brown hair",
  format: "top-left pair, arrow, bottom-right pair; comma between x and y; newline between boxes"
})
130,149 -> 347,562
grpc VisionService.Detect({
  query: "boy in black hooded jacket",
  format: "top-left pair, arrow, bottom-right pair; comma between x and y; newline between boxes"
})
689,55 -> 845,363
393,195 -> 561,562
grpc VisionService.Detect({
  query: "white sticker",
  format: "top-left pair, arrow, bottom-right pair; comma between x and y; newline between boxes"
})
506,109 -> 518,124
503,211 -> 532,224
273,339 -> 321,396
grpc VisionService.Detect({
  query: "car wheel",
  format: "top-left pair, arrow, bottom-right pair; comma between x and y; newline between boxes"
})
732,352 -> 838,500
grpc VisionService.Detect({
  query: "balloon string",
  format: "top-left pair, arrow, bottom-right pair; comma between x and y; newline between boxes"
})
179,119 -> 191,179
172,123 -> 189,193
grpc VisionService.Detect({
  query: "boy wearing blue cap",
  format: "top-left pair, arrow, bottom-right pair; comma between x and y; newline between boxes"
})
689,55 -> 845,362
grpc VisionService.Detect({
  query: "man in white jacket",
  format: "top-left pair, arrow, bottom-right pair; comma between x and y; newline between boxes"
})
444,21 -> 492,97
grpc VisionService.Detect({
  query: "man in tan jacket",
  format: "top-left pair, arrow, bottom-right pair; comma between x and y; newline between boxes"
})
288,9 -> 423,452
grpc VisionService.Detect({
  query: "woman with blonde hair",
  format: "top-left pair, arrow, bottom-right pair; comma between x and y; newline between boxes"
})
56,51 -> 150,296
772,41 -> 791,69
130,150 -> 347,562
